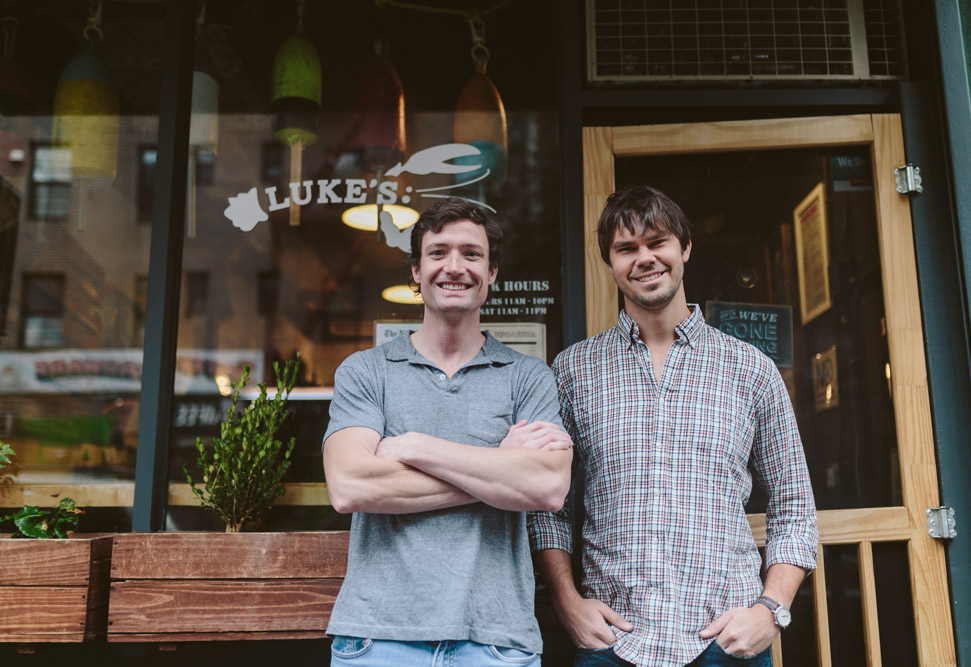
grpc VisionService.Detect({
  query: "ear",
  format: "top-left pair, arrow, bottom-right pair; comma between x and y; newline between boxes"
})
411,263 -> 421,286
488,266 -> 498,285
682,240 -> 692,263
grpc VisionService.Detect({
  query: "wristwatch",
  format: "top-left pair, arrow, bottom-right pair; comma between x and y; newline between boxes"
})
755,595 -> 792,629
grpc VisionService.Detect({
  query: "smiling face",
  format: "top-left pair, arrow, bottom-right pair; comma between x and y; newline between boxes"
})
608,224 -> 691,318
412,219 -> 497,319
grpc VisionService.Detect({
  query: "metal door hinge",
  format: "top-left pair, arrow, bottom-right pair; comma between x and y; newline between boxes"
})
894,164 -> 923,194
926,506 -> 956,539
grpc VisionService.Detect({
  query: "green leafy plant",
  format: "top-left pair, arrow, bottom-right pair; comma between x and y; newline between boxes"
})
0,441 -> 14,488
1,497 -> 82,538
184,359 -> 299,533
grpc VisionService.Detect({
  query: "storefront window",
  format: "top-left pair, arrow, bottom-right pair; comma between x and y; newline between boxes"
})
0,1 -> 165,531
166,1 -> 562,530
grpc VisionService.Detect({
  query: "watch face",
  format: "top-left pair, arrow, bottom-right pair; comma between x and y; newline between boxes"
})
775,607 -> 792,628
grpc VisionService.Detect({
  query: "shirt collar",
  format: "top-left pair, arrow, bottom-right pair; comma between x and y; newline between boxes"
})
384,330 -> 514,366
615,304 -> 705,349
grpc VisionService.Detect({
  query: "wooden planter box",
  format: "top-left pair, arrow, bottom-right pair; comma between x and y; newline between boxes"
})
0,535 -> 112,643
107,531 -> 349,643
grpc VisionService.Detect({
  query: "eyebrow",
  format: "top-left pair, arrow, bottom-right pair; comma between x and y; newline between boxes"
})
425,242 -> 486,251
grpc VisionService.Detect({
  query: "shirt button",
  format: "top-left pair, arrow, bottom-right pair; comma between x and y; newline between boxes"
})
653,488 -> 661,496
652,537 -> 660,545
438,373 -> 446,381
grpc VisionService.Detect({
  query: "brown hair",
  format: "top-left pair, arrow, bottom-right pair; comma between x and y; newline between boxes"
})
597,185 -> 692,264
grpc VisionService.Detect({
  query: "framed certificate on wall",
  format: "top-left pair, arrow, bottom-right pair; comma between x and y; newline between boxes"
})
793,182 -> 832,324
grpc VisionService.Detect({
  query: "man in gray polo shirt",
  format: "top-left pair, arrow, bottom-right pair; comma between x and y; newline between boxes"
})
323,197 -> 573,666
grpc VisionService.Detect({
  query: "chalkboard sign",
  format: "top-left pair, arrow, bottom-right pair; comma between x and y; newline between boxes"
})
705,302 -> 793,368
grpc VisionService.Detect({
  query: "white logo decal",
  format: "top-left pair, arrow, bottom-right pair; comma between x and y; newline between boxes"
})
385,143 -> 481,177
223,187 -> 268,232
380,210 -> 411,253
223,143 -> 494,234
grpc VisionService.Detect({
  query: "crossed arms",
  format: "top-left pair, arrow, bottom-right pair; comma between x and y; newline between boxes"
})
324,420 -> 573,515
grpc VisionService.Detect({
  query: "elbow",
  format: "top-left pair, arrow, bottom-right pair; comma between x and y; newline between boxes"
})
534,473 -> 571,513
325,478 -> 361,514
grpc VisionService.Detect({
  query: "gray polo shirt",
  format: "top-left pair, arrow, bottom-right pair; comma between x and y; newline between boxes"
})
323,332 -> 562,652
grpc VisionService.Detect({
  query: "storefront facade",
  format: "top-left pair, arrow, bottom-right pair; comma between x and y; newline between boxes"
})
1,1 -> 969,664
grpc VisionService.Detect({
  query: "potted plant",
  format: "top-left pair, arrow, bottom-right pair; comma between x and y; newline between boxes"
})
0,442 -> 112,645
107,360 -> 349,644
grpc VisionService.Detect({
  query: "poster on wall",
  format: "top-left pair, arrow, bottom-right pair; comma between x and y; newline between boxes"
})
375,322 -> 547,361
793,182 -> 832,325
704,302 -> 792,367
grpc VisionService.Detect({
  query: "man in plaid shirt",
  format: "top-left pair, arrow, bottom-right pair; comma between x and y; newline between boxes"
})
529,185 -> 817,666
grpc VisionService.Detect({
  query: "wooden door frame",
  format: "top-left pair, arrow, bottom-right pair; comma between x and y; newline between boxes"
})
582,115 -> 955,666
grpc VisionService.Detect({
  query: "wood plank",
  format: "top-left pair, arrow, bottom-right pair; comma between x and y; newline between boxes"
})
110,532 -> 349,579
582,126 -> 618,337
1,632 -> 86,643
107,630 -> 330,643
858,541 -> 882,666
107,579 -> 340,634
611,115 -> 874,156
747,507 -> 909,546
870,113 -> 956,667
812,548 -> 832,667
0,483 -> 333,508
0,587 -> 88,634
771,634 -> 783,666
0,537 -> 104,586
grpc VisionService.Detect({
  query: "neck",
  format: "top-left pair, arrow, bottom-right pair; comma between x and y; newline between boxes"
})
410,310 -> 485,369
626,291 -> 691,346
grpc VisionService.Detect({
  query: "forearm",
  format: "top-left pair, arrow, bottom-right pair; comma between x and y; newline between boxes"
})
536,548 -> 582,609
761,562 -> 808,607
389,433 -> 572,511
323,430 -> 476,514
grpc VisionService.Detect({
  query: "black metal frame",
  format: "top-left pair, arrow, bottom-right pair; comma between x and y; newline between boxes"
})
131,0 -> 195,533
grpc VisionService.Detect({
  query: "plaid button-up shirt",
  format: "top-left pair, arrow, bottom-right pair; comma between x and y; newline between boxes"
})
529,307 -> 817,667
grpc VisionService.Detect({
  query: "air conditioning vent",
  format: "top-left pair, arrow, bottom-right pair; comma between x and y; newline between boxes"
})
587,0 -> 907,82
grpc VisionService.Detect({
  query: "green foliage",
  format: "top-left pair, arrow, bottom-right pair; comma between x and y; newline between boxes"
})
0,498 -> 82,538
0,441 -> 17,489
184,359 -> 299,533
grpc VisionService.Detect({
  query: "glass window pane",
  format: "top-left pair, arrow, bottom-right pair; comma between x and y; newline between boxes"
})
616,147 -> 901,511
169,1 -> 563,531
0,1 -> 163,531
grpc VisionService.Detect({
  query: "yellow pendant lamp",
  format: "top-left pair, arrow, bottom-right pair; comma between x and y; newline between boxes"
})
52,0 -> 118,231
271,0 -> 321,227
453,14 -> 507,198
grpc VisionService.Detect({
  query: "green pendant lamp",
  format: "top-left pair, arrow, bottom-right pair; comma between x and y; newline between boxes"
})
52,1 -> 118,231
271,0 -> 321,226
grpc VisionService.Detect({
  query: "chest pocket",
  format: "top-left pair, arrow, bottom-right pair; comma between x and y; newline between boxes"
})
466,406 -> 514,447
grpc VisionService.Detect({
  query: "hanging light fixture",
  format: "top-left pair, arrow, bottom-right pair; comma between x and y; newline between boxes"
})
382,284 -> 422,305
52,0 -> 119,231
271,0 -> 321,226
452,12 -> 507,201
339,39 -> 416,238
186,1 -> 218,238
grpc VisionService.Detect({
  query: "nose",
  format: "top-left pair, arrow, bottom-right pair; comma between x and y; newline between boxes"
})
445,250 -> 463,272
635,245 -> 656,265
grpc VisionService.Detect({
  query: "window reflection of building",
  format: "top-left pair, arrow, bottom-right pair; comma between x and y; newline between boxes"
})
20,273 -> 65,348
29,145 -> 72,220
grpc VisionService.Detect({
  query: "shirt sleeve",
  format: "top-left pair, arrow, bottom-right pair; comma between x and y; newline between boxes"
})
322,352 -> 386,447
751,360 -> 818,572
528,351 -> 575,554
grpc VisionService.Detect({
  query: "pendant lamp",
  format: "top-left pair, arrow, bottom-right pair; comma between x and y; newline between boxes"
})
453,14 -> 507,200
186,2 -> 219,238
52,0 -> 119,231
271,0 -> 321,226
339,40 -> 415,239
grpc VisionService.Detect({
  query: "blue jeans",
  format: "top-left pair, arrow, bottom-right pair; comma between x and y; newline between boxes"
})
573,641 -> 771,667
330,636 -> 541,666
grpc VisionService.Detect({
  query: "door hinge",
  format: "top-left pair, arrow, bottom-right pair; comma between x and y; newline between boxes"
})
926,506 -> 956,539
894,164 -> 923,194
